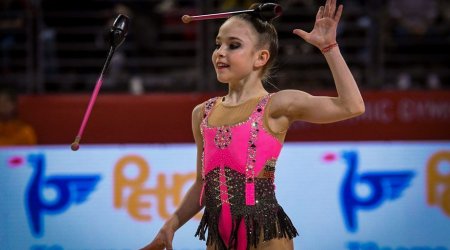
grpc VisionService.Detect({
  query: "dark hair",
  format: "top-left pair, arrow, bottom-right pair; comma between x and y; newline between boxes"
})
230,5 -> 279,83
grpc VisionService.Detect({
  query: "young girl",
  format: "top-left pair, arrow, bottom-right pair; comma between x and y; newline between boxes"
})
141,0 -> 364,249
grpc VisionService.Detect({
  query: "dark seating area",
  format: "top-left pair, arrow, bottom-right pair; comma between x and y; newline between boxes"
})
1,0 -> 449,94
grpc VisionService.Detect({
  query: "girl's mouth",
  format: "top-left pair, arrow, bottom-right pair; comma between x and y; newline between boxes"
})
216,62 -> 229,69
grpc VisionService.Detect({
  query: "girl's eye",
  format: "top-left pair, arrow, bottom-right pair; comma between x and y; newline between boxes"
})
229,43 -> 241,49
214,43 -> 240,50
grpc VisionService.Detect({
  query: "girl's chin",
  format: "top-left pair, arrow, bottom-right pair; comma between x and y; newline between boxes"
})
217,79 -> 230,84
216,75 -> 231,84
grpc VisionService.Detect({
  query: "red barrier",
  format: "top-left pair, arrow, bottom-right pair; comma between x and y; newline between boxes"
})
286,90 -> 450,141
18,91 -> 450,145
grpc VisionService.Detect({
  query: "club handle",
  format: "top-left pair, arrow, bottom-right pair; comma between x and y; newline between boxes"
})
181,3 -> 282,23
182,9 -> 253,23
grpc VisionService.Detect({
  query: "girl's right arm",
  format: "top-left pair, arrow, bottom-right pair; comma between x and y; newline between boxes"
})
140,103 -> 205,250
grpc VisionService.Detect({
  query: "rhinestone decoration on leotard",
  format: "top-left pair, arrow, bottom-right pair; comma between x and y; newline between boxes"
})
199,97 -> 219,206
213,167 -> 234,206
214,127 -> 232,149
245,96 -> 270,205
203,97 -> 218,119
203,168 -> 221,211
262,158 -> 277,180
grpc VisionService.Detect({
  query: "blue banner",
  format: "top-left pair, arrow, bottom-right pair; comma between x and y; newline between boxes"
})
0,142 -> 449,250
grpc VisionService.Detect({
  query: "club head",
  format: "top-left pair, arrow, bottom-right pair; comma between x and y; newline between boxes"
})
254,3 -> 282,21
108,14 -> 130,48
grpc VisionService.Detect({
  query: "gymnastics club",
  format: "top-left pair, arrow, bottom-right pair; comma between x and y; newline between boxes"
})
71,14 -> 129,151
181,3 -> 282,23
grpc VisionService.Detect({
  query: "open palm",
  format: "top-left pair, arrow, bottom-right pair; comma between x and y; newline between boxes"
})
293,0 -> 343,50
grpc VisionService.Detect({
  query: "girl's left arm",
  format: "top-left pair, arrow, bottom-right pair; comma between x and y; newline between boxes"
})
271,47 -> 365,124
268,0 -> 364,128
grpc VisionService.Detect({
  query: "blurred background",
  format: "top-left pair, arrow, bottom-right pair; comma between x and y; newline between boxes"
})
1,0 -> 449,249
1,0 -> 449,93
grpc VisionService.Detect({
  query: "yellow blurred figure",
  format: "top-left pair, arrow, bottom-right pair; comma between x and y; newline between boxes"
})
0,87 -> 37,146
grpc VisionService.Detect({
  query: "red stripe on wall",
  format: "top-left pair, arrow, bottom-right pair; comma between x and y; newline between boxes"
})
18,91 -> 450,144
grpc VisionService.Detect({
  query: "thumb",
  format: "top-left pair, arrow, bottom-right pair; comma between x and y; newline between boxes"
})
293,29 -> 309,40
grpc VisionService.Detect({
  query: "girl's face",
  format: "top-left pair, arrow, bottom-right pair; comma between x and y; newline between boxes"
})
212,18 -> 262,83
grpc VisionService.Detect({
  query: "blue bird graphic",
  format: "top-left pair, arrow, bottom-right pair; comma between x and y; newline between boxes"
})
26,154 -> 101,237
339,151 -> 414,232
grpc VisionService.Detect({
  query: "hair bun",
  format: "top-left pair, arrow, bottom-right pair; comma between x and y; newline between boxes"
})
249,3 -> 282,22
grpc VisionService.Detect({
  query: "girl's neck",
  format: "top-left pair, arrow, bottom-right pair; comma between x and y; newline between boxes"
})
225,78 -> 268,105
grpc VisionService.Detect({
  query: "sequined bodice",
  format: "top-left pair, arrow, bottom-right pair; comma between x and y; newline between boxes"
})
200,94 -> 282,206
196,94 -> 299,250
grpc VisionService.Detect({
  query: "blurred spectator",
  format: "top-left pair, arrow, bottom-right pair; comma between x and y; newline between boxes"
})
97,3 -> 130,92
131,2 -> 162,55
0,86 -> 37,145
97,2 -> 165,92
440,0 -> 450,24
388,0 -> 438,36
387,0 -> 442,89
0,0 -> 26,74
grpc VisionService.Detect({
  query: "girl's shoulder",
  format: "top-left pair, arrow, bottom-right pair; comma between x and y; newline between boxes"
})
192,96 -> 221,122
269,89 -> 309,105
267,89 -> 311,117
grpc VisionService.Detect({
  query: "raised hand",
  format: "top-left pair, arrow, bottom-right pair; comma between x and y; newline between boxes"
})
293,0 -> 343,50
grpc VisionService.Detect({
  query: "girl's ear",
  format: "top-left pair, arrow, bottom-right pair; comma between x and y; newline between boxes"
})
254,50 -> 270,68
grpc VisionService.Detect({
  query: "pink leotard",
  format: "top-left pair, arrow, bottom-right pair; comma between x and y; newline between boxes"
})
195,94 -> 298,250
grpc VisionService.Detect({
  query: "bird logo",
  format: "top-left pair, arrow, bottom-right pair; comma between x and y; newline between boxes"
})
324,151 -> 415,232
25,154 -> 101,237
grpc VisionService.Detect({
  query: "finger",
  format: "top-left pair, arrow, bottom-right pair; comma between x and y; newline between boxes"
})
324,0 -> 331,17
293,29 -> 309,40
329,0 -> 336,17
164,238 -> 174,250
334,4 -> 343,23
316,6 -> 324,20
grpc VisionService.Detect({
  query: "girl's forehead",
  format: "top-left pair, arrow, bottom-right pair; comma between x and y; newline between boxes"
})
217,18 -> 256,41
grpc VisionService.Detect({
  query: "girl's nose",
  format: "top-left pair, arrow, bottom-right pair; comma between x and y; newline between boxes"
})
216,46 -> 225,57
